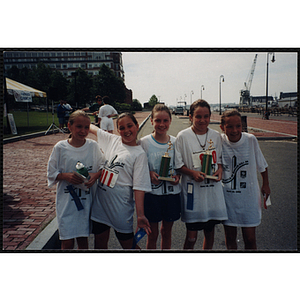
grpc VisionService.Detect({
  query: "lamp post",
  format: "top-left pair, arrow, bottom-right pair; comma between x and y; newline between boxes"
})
265,52 -> 275,119
200,85 -> 205,99
219,75 -> 224,115
190,90 -> 194,104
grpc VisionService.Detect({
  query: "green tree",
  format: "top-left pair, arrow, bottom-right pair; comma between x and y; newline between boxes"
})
92,64 -> 126,105
67,68 -> 93,107
149,95 -> 159,107
131,99 -> 142,111
49,70 -> 69,102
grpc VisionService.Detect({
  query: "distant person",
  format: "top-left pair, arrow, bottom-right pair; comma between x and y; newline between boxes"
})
174,99 -> 227,250
82,95 -> 103,126
98,96 -> 118,133
63,100 -> 72,129
139,104 -> 181,249
57,100 -> 67,130
220,109 -> 271,250
47,110 -> 105,250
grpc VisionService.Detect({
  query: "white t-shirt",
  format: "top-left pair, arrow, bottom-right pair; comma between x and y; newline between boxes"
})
47,139 -> 105,240
174,127 -> 228,223
221,132 -> 268,227
91,129 -> 152,233
98,104 -> 118,131
139,134 -> 181,195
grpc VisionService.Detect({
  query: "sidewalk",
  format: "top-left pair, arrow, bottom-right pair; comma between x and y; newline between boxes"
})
210,112 -> 297,139
2,111 -> 297,251
2,111 -> 151,251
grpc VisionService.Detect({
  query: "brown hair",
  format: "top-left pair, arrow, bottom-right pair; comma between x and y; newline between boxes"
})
151,103 -> 172,120
220,109 -> 242,126
116,112 -> 138,129
189,99 -> 211,117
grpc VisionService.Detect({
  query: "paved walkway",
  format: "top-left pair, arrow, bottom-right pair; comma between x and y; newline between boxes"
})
2,111 -> 297,250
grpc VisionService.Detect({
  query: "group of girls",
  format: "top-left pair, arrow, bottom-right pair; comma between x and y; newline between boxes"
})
47,99 -> 270,250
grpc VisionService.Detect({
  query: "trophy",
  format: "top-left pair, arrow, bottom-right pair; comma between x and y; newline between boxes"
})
158,141 -> 175,182
73,161 -> 90,191
201,139 -> 218,180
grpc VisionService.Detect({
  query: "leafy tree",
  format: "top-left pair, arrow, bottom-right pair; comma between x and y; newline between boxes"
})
131,99 -> 142,111
149,95 -> 159,107
92,64 -> 126,105
67,68 -> 93,107
49,70 -> 69,102
115,102 -> 131,113
33,62 -> 53,95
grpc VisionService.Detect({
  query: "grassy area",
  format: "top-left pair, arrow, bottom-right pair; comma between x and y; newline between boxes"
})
4,110 -> 94,139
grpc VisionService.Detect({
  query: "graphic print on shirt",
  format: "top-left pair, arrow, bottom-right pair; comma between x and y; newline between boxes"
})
222,155 -> 249,191
99,155 -> 123,188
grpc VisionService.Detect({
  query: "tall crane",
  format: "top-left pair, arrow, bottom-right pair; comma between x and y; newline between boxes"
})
240,54 -> 258,106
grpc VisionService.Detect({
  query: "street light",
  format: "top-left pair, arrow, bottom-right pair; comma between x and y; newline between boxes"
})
200,85 -> 205,99
190,90 -> 194,104
265,52 -> 275,119
219,75 -> 224,115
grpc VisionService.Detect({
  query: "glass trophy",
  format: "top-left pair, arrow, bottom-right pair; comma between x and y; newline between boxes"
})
201,139 -> 218,180
158,141 -> 175,182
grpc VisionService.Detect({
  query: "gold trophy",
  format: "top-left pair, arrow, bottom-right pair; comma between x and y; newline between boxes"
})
201,139 -> 218,180
158,141 -> 175,182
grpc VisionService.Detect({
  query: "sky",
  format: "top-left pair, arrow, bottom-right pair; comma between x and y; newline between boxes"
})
122,51 -> 297,107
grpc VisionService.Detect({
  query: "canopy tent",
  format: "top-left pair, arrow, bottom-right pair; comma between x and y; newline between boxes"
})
4,77 -> 48,134
5,77 -> 47,100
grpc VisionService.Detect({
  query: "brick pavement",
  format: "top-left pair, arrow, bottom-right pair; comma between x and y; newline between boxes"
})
2,111 -> 150,250
2,111 -> 296,250
210,112 -> 297,138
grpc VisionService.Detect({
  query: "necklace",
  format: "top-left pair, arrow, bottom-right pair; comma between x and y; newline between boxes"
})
192,128 -> 208,150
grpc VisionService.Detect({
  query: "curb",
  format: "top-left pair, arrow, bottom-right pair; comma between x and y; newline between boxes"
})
25,113 -> 152,250
4,129 -> 64,144
26,217 -> 61,250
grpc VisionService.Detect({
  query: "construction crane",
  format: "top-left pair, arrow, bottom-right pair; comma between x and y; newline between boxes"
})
240,54 -> 258,106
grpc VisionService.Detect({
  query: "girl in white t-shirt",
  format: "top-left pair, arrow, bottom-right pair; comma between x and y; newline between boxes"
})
47,110 -> 104,250
174,99 -> 227,250
139,104 -> 181,249
89,112 -> 152,249
220,109 -> 270,250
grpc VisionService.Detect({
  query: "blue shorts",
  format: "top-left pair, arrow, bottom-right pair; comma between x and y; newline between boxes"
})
58,117 -> 65,125
144,193 -> 181,223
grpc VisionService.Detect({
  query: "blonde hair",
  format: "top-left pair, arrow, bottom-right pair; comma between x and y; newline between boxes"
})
68,110 -> 91,125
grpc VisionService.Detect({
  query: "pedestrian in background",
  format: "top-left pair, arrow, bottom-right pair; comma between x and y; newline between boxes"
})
220,109 -> 271,250
174,99 -> 227,250
63,100 -> 73,130
47,110 -> 104,249
82,95 -> 103,126
139,104 -> 181,249
98,96 -> 118,133
57,100 -> 67,130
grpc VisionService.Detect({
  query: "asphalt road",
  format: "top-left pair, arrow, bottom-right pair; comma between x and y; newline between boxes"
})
88,115 -> 297,251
